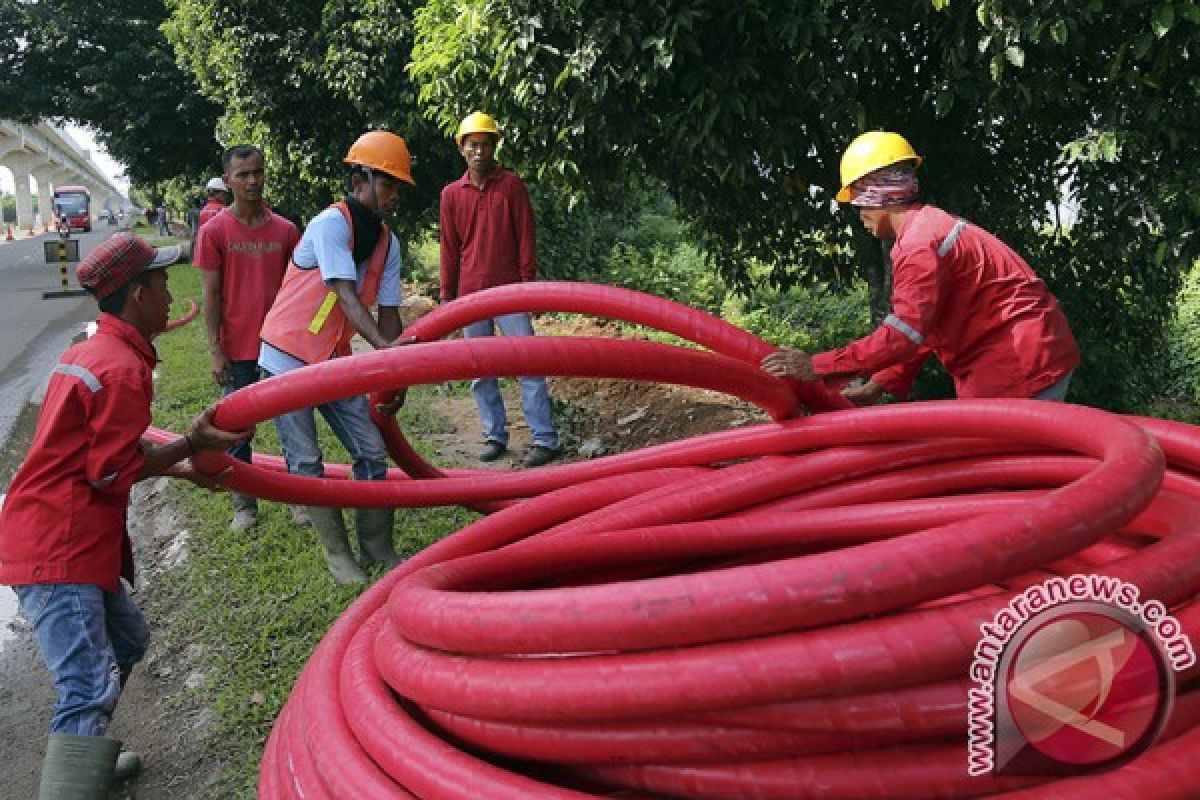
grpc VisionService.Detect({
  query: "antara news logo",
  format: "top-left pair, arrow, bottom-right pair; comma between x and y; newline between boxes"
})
967,574 -> 1195,777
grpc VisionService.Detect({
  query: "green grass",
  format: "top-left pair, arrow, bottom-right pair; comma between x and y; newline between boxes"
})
151,262 -> 477,797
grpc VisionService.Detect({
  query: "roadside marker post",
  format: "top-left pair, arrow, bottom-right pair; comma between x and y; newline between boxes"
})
42,235 -> 87,299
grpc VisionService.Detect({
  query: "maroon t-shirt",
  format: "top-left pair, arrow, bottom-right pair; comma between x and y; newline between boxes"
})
194,209 -> 300,361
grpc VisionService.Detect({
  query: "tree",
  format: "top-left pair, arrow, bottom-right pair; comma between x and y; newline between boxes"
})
410,0 -> 1200,408
2,0 -> 223,186
163,0 -> 461,231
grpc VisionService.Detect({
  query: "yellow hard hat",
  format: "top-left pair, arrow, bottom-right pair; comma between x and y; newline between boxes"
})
344,131 -> 415,185
455,112 -> 503,147
836,132 -> 922,203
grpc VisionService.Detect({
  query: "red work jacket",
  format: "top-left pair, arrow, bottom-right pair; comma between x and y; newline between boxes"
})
0,314 -> 154,592
812,204 -> 1079,398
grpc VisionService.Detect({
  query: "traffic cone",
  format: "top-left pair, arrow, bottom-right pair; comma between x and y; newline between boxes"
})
4,225 -> 12,241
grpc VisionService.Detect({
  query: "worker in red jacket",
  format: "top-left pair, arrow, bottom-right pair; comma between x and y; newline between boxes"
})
0,233 -> 250,798
762,131 -> 1079,403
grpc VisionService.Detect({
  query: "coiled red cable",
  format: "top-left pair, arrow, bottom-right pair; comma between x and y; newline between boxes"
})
148,282 -> 1200,798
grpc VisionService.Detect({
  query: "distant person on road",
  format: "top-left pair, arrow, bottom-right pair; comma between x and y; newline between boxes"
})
194,145 -> 301,531
0,233 -> 250,798
197,177 -> 230,228
154,203 -> 169,237
761,131 -> 1079,404
258,130 -> 414,584
439,111 -> 560,468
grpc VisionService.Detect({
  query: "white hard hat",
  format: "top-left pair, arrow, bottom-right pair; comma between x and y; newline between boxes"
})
205,177 -> 228,191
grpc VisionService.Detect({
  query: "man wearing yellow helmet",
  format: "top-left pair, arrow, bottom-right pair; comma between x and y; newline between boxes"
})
257,130 -> 416,584
762,131 -> 1079,403
440,111 -> 560,467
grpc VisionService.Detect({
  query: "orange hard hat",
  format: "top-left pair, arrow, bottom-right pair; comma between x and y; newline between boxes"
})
344,131 -> 415,185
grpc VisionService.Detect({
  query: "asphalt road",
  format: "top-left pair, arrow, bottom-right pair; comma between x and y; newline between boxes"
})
0,227 -> 117,448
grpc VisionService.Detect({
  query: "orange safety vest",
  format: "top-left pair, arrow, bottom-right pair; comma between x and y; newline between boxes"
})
260,202 -> 390,364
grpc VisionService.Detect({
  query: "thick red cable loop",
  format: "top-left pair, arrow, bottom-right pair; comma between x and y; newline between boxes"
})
164,297 -> 199,332
143,283 -> 1198,798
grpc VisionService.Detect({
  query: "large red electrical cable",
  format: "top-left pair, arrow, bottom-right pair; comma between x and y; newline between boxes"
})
145,282 -> 1200,798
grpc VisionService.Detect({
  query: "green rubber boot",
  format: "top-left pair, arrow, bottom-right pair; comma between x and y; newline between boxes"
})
355,508 -> 401,569
39,733 -> 120,800
306,505 -> 368,585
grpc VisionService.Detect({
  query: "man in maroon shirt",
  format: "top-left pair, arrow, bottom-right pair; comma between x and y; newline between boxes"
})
762,131 -> 1078,403
440,112 -> 560,467
194,144 -> 302,531
0,233 -> 250,797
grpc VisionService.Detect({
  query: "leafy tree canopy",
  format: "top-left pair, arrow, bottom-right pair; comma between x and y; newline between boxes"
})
409,0 -> 1200,407
163,0 -> 462,232
1,0 -> 222,186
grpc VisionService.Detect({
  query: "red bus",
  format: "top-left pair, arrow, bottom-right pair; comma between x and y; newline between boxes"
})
53,185 -> 91,232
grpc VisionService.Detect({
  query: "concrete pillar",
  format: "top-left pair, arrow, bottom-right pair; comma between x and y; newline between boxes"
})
11,166 -> 33,231
32,167 -> 56,230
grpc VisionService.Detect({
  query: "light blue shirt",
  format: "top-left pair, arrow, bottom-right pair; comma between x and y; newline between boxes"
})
259,206 -> 403,375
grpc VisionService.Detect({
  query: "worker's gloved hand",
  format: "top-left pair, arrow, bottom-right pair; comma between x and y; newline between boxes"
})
841,379 -> 886,407
760,347 -> 815,381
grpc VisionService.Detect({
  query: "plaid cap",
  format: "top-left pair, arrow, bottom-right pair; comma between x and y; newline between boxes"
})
76,233 -> 182,299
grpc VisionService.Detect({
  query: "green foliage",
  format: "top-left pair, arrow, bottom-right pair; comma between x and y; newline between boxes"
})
1163,261 -> 1200,407
724,264 -> 872,355
163,0 -> 462,232
410,0 -> 1200,409
2,0 -> 222,184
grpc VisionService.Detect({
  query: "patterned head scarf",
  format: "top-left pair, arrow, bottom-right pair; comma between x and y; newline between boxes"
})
849,164 -> 920,208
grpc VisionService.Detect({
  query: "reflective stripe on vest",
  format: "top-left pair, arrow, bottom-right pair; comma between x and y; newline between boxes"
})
259,202 -> 390,364
308,291 -> 340,335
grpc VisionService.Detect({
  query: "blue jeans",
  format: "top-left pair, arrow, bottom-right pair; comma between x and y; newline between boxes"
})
14,582 -> 150,735
223,360 -> 261,464
463,313 -> 558,449
266,376 -> 389,481
1032,372 -> 1072,401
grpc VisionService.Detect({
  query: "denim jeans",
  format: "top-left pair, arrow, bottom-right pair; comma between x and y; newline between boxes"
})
14,582 -> 150,735
266,377 -> 389,481
1032,372 -> 1072,401
223,360 -> 261,464
463,313 -> 558,449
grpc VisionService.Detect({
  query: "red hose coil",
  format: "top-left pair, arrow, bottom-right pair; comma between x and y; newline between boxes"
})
146,282 -> 1200,798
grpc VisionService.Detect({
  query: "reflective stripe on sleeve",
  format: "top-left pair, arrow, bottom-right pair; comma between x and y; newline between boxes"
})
938,218 -> 967,258
54,363 -> 102,393
884,314 -> 925,345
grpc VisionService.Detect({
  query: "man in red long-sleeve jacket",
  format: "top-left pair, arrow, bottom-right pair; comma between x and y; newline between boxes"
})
762,131 -> 1079,404
439,111 -> 560,467
0,233 -> 250,796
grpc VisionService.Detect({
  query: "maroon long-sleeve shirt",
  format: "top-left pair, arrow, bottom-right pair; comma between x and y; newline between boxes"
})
439,168 -> 536,302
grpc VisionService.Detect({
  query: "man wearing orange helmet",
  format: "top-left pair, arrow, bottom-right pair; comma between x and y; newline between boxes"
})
762,131 -> 1079,404
440,111 -> 560,467
257,130 -> 415,584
